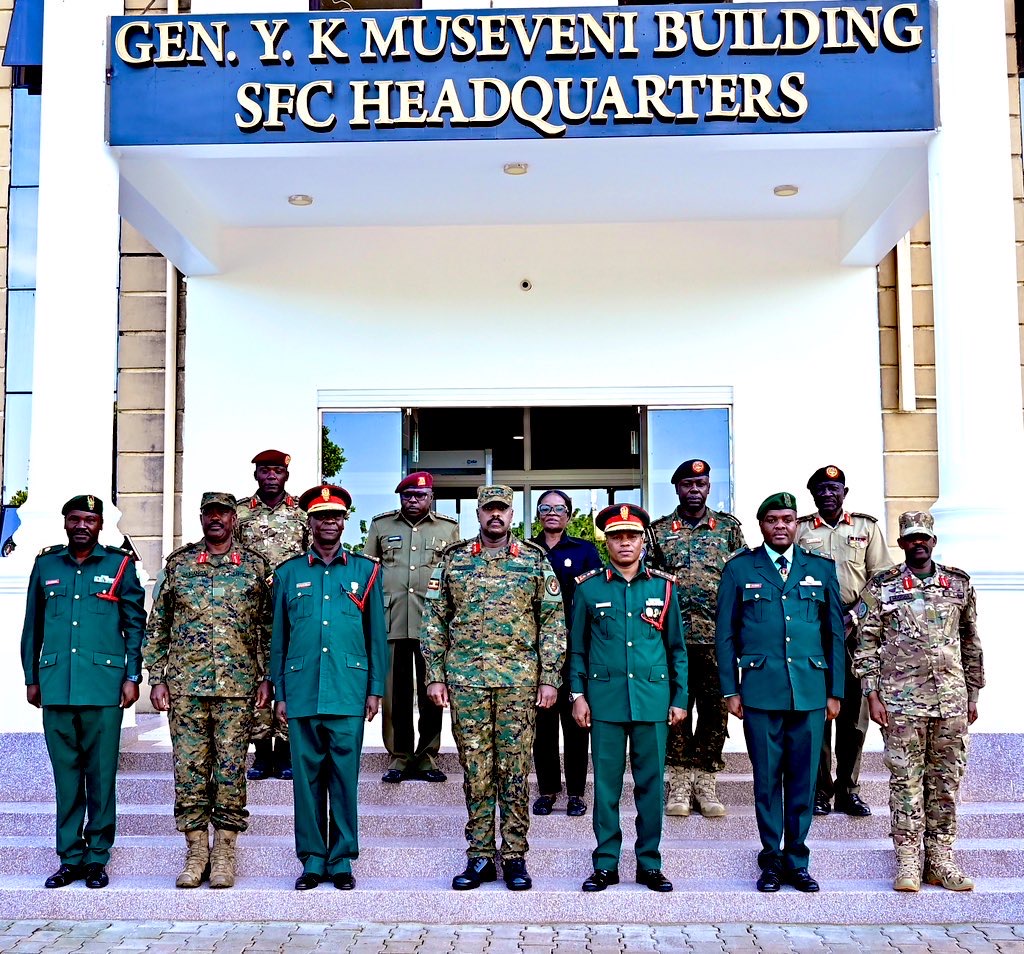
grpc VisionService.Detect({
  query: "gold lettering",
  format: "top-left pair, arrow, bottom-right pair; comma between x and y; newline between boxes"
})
883,3 -> 922,48
450,15 -> 477,59
187,21 -> 228,65
591,76 -> 633,124
361,18 -> 410,61
153,22 -> 187,65
578,13 -> 617,57
619,11 -> 639,56
478,16 -> 510,58
546,15 -> 579,58
730,9 -> 781,52
554,77 -> 597,122
670,75 -> 706,121
114,20 -> 154,66
706,74 -> 739,119
654,11 -> 687,55
469,77 -> 510,124
511,76 -> 563,136
428,78 -> 470,126
845,6 -> 883,51
350,80 -> 393,127
685,9 -> 727,54
778,72 -> 808,118
779,9 -> 820,52
309,18 -> 349,63
263,84 -> 298,129
251,19 -> 290,64
395,80 -> 427,124
821,8 -> 853,51
296,80 -> 336,129
507,15 -> 546,58
739,73 -> 781,119
235,81 -> 263,130
410,16 -> 448,58
634,75 -> 676,121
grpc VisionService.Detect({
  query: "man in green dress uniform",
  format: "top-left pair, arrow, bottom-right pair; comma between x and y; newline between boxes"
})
716,492 -> 844,893
271,484 -> 388,891
20,494 -> 146,889
569,504 -> 687,893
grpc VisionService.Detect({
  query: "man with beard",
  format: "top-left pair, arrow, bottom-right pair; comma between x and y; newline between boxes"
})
20,494 -> 146,889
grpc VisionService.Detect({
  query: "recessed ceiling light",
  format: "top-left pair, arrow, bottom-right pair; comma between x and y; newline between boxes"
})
288,194 -> 314,206
512,435 -> 525,440
503,163 -> 529,176
773,184 -> 799,197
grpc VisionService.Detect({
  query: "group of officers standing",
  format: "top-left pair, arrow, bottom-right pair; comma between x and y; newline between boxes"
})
20,451 -> 984,898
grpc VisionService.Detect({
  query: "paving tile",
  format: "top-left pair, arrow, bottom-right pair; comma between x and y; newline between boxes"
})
995,943 -> 1024,953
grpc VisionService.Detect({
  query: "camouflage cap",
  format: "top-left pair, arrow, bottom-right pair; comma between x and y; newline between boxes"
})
62,494 -> 103,517
477,485 -> 513,507
898,510 -> 935,538
200,491 -> 236,511
756,491 -> 798,520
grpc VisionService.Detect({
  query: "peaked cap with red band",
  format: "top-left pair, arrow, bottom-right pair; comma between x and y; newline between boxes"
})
807,464 -> 846,490
252,449 -> 291,468
299,484 -> 352,514
670,459 -> 711,484
395,471 -> 433,494
596,503 -> 651,534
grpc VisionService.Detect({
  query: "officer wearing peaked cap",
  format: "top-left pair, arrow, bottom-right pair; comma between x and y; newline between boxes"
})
21,494 -> 146,889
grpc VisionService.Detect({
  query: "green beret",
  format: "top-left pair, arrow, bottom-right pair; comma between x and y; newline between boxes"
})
62,494 -> 103,517
757,491 -> 798,520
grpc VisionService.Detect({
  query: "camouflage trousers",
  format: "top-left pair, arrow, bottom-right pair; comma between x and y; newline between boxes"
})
666,645 -> 728,772
169,695 -> 253,833
250,702 -> 289,743
882,712 -> 968,850
448,685 -> 537,861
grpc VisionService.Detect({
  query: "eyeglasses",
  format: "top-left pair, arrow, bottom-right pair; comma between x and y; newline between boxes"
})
400,491 -> 432,500
538,504 -> 569,515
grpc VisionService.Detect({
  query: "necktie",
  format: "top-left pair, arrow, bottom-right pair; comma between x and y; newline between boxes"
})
777,555 -> 789,581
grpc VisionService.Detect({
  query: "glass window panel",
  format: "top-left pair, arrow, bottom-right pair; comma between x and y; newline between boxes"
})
646,408 -> 732,519
8,187 -> 39,290
434,490 -> 526,540
6,290 -> 35,392
2,392 -> 32,502
11,88 -> 41,187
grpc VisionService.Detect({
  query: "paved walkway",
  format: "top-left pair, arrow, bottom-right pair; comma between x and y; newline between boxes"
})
0,922 -> 1022,953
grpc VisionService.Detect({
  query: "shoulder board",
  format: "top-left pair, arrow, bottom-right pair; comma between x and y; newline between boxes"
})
800,547 -> 834,562
649,568 -> 678,583
725,546 -> 750,563
275,551 -> 307,572
432,512 -> 459,524
442,538 -> 475,556
106,545 -> 134,557
164,541 -> 200,566
710,510 -> 741,525
369,510 -> 399,522
518,538 -> 546,556
873,565 -> 903,584
938,563 -> 970,581
36,544 -> 62,556
352,551 -> 381,564
238,545 -> 269,566
575,567 -> 602,585
849,512 -> 879,523
797,513 -> 817,523
649,513 -> 672,528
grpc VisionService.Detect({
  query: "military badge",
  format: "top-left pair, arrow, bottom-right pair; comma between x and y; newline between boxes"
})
671,520 -> 682,532
855,599 -> 869,619
44,579 -> 60,586
903,577 -> 914,590
825,466 -> 840,479
284,455 -> 291,465
87,495 -> 96,511
427,578 -> 441,591
417,475 -> 427,486
708,517 -> 717,530
545,575 -> 561,596
644,606 -> 661,620
692,461 -> 706,474
620,505 -> 630,521
564,558 -> 572,568
321,488 -> 331,502
351,581 -> 360,592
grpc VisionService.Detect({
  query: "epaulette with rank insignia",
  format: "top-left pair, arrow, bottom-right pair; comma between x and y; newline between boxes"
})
163,541 -> 201,570
37,544 -> 62,556
275,551 -> 307,570
725,546 -> 750,562
107,545 -> 134,557
872,565 -> 903,585
519,538 -> 546,556
713,510 -> 742,526
649,567 -> 678,583
442,538 -> 475,556
575,567 -> 602,586
797,513 -> 817,524
800,547 -> 835,562
370,510 -> 400,522
849,512 -> 879,523
938,563 -> 970,581
432,512 -> 459,524
354,551 -> 381,564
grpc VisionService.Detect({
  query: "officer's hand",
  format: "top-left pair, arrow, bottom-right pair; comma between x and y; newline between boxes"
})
826,697 -> 841,721
667,706 -> 686,727
120,681 -> 140,709
967,701 -> 979,725
276,700 -> 287,722
427,682 -> 449,708
536,684 -> 557,709
150,683 -> 170,712
365,695 -> 381,722
867,691 -> 888,728
572,696 -> 591,729
25,684 -> 41,708
843,614 -> 856,639
726,696 -> 744,720
254,680 -> 272,710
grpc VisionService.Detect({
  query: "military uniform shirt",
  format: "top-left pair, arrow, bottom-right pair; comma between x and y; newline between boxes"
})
853,563 -> 985,719
649,508 -> 745,645
21,544 -> 146,706
144,542 -> 271,698
796,511 -> 892,608
364,509 -> 460,641
421,537 -> 566,689
234,494 -> 308,570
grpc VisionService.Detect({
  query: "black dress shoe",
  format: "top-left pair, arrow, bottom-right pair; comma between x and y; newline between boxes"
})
566,795 -> 587,817
452,857 -> 497,890
381,769 -> 404,783
813,793 -> 831,816
532,795 -> 556,816
84,864 -> 108,889
756,868 -> 782,892
786,869 -> 820,892
582,868 -> 619,892
44,864 -> 84,889
294,872 -> 322,890
418,769 -> 447,783
502,858 -> 532,891
276,766 -> 293,781
332,872 -> 355,890
636,868 -> 673,892
834,793 -> 872,817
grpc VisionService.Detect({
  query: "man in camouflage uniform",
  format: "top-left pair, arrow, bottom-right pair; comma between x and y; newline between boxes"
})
364,471 -> 460,783
854,511 -> 984,893
235,449 -> 308,781
649,459 -> 745,817
422,485 -> 565,892
145,492 -> 272,890
797,464 -> 892,818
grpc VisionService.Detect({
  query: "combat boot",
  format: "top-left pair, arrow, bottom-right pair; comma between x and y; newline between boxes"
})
692,770 -> 726,818
274,740 -> 292,781
176,829 -> 210,889
247,740 -> 273,780
893,846 -> 921,892
923,846 -> 974,891
208,829 -> 238,889
665,767 -> 693,816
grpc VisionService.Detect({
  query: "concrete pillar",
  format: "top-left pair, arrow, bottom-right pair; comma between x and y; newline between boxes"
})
927,0 -> 1024,731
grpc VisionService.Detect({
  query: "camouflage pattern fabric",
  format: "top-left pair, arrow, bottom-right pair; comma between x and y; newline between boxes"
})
648,508 -> 745,645
665,644 -> 727,772
882,712 -> 968,849
796,511 -> 893,608
168,695 -> 253,833
853,563 -> 985,718
448,684 -> 536,860
234,494 -> 309,570
144,542 -> 271,698
420,537 -> 566,688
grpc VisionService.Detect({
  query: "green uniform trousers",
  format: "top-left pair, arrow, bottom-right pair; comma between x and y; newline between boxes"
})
168,696 -> 252,832
817,639 -> 869,800
383,639 -> 441,773
449,685 -> 536,861
288,714 -> 364,877
591,719 -> 668,872
42,705 -> 124,866
666,645 -> 728,773
250,703 -> 288,742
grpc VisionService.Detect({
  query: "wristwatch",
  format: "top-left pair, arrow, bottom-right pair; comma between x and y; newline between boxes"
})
125,674 -> 142,684
570,692 -> 583,703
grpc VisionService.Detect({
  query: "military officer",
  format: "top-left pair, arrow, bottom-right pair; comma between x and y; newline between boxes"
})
364,471 -> 459,783
235,448 -> 308,781
716,492 -> 844,893
570,504 -> 687,893
797,464 -> 893,818
853,511 -> 984,893
145,492 -> 271,890
422,485 -> 565,892
271,484 -> 388,891
530,489 -> 602,818
650,459 -> 745,818
20,494 -> 146,889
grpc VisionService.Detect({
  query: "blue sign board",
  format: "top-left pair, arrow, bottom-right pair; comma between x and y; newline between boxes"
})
107,2 -> 936,145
